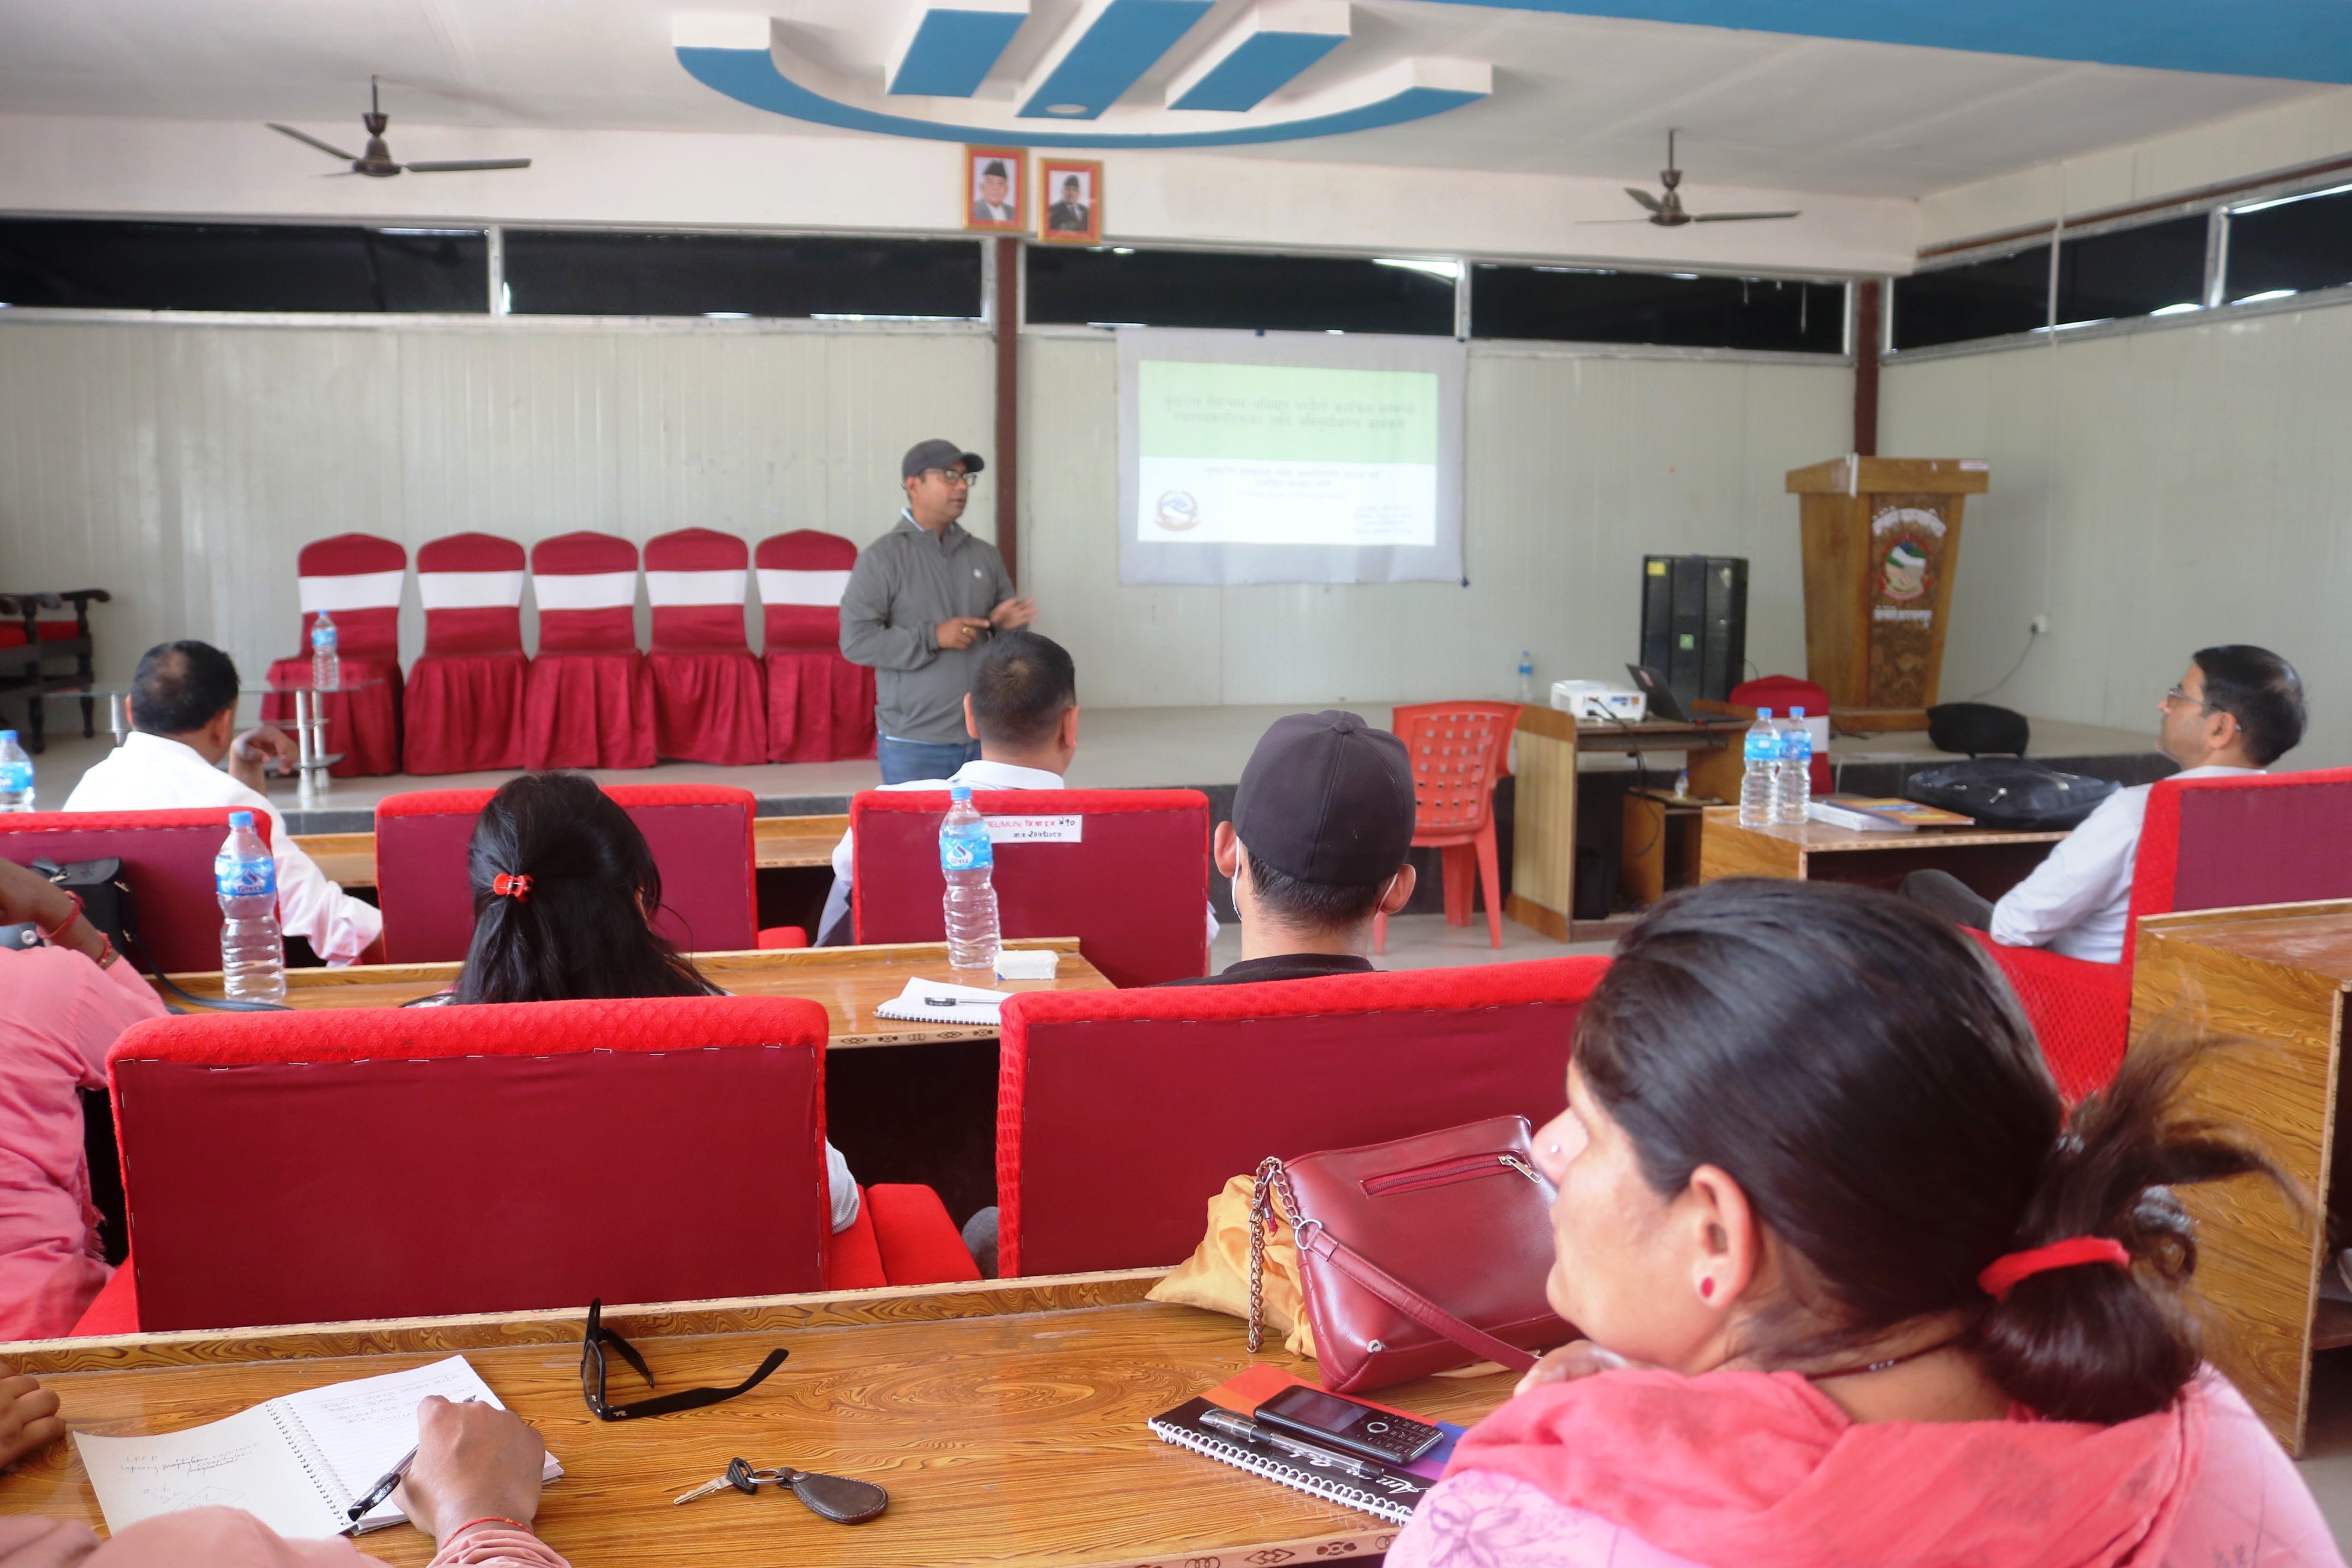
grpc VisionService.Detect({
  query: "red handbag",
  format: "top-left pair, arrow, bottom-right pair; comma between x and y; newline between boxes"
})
1248,1115 -> 1574,1393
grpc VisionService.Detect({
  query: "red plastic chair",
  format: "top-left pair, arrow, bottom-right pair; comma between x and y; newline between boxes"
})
0,808 -> 267,974
1727,675 -> 1832,796
262,533 -> 407,778
90,996 -> 973,1332
996,956 -> 1608,1277
1975,767 -> 2352,1102
374,783 -> 762,963
1374,701 -> 1520,953
852,789 -> 1212,987
757,530 -> 876,763
522,531 -> 655,769
646,527 -> 767,765
403,533 -> 530,775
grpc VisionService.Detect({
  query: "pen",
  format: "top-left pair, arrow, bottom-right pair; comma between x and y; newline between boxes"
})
1197,1409 -> 1385,1481
344,1398 -> 476,1528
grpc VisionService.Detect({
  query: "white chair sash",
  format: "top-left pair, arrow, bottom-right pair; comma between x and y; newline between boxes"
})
417,570 -> 527,610
297,570 -> 406,614
531,571 -> 639,611
756,569 -> 852,607
646,569 -> 747,607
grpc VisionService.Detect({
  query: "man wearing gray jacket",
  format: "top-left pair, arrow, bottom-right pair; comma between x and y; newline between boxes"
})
841,438 -> 1038,783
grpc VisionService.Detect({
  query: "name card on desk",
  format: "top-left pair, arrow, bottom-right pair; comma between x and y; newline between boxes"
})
987,815 -> 1082,844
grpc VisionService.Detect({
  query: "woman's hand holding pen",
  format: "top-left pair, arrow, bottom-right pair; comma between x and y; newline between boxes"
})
393,1396 -> 547,1546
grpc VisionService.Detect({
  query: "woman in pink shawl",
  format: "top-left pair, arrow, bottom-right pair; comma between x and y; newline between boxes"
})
1389,878 -> 2341,1568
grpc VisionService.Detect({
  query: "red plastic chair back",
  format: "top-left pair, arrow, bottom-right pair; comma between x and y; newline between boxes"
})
530,531 -> 640,654
109,995 -> 832,1329
851,789 -> 1211,986
1391,701 -> 1518,838
996,957 -> 1608,1277
375,784 -> 759,962
416,533 -> 527,658
0,809 -> 269,974
292,533 -> 406,661
2128,767 -> 2352,946
757,530 -> 858,651
646,527 -> 752,652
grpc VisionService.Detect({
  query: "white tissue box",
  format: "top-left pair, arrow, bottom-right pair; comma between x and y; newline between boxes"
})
994,948 -> 1060,980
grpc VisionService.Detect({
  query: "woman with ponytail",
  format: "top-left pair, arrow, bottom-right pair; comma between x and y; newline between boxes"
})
1389,877 -> 2338,1568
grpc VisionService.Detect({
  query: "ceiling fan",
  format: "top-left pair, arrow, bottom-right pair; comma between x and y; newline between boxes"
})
1592,130 -> 1798,226
267,77 -> 531,179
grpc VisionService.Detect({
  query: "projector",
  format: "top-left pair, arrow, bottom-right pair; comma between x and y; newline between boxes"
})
1551,680 -> 1647,724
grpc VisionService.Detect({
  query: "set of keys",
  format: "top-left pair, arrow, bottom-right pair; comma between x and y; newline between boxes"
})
674,1456 -> 890,1524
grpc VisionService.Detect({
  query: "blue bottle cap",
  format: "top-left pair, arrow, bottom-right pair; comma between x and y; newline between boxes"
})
1790,706 -> 1807,718
950,785 -> 972,802
0,730 -> 14,742
229,810 -> 255,827
1756,708 -> 1773,719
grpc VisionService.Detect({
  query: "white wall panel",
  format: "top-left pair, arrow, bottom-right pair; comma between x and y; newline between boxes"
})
1883,302 -> 2352,766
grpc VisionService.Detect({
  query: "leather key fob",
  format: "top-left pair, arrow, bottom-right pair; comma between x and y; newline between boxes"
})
786,1471 -> 889,1524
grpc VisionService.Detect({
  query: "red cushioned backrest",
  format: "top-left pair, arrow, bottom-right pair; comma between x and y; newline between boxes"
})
1729,676 -> 1832,792
375,785 -> 759,962
851,789 -> 1211,986
1391,701 -> 1519,834
293,533 -> 406,660
756,530 -> 858,651
0,809 -> 270,974
109,995 -> 831,1329
2125,768 -> 2352,963
645,527 -> 752,652
417,532 -> 527,658
996,957 -> 1608,1277
530,531 -> 641,655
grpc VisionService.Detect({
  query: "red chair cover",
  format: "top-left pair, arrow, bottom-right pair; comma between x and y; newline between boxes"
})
522,531 -> 655,769
404,533 -> 529,775
375,783 -> 759,962
1728,675 -> 1832,795
0,808 -> 269,975
262,533 -> 407,778
851,789 -> 1212,986
757,530 -> 875,762
1375,700 -> 1520,952
995,956 -> 1609,1277
645,527 -> 766,765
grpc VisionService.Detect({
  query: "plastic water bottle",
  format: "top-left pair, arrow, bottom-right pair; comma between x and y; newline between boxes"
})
1517,651 -> 1535,703
310,610 -> 340,691
0,731 -> 32,812
1773,707 -> 1814,825
939,785 -> 999,972
1739,708 -> 1780,828
215,810 -> 286,1003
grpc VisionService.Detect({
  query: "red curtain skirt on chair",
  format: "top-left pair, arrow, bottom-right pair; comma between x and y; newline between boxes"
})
262,656 -> 404,778
648,651 -> 768,765
401,653 -> 528,775
522,653 -> 656,769
764,649 -> 876,763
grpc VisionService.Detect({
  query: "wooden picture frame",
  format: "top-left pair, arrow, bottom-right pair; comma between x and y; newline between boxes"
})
963,146 -> 1027,232
1037,158 -> 1103,244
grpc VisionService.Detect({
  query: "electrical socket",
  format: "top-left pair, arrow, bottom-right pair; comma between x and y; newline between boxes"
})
2030,614 -> 2052,636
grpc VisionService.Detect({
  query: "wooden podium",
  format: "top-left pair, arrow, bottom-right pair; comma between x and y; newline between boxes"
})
1785,456 -> 1988,732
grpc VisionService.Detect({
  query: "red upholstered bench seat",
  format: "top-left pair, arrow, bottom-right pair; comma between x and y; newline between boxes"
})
0,621 -> 84,648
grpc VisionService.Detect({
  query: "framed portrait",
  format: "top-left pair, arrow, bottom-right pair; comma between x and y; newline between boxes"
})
1037,158 -> 1103,244
963,146 -> 1027,232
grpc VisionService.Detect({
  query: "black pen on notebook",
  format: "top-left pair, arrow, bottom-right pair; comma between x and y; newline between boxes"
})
1198,1408 -> 1386,1481
344,1398 -> 477,1529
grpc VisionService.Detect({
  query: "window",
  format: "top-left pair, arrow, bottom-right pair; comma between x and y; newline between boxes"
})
1892,245 -> 2050,349
1025,247 -> 1456,334
500,231 -> 982,319
0,221 -> 486,312
2055,213 -> 2207,325
2228,183 -> 2352,302
1470,266 -> 1843,352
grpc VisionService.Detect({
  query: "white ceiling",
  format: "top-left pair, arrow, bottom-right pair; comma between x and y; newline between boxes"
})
0,0 -> 2324,200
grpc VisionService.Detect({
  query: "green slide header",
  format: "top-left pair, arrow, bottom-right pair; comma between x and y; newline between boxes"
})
1138,361 -> 1439,465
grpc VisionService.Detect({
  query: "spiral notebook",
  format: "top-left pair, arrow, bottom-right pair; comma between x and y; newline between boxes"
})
1148,1364 -> 1464,1527
73,1355 -> 560,1541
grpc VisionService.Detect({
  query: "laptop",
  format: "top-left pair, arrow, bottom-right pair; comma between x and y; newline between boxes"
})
1624,664 -> 1691,724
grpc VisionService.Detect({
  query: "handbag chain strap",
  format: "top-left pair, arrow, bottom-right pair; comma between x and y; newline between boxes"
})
1245,1155 -> 1302,1354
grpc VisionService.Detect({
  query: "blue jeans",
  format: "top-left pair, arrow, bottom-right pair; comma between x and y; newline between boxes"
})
876,736 -> 982,785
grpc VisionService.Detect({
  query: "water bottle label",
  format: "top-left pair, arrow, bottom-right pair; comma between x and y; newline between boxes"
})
215,854 -> 277,899
1744,732 -> 1779,763
312,624 -> 337,649
0,760 -> 28,790
940,832 -> 993,872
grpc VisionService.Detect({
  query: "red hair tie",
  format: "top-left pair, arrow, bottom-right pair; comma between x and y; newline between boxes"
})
1978,1237 -> 2131,1302
491,873 -> 533,903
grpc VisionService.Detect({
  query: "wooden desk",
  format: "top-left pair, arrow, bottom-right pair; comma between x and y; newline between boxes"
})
1697,808 -> 2064,897
0,1275 -> 1515,1567
2128,901 -> 2352,1453
292,815 -> 851,891
152,940 -> 1109,1051
1508,707 -> 1746,940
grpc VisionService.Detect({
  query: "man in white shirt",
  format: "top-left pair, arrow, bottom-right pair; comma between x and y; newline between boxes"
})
1903,644 -> 2305,963
66,640 -> 384,965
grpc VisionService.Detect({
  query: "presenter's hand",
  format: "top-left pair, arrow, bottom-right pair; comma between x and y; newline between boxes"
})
0,1359 -> 65,1472
394,1396 -> 546,1545
988,596 -> 1038,632
934,617 -> 989,651
227,723 -> 296,792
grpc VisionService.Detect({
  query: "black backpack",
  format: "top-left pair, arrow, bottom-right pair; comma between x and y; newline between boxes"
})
1903,759 -> 2121,832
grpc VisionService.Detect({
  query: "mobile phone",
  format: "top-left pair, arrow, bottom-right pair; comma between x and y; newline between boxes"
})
1252,1385 -> 1442,1465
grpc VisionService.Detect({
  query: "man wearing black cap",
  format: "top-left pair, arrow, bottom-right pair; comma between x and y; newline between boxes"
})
841,438 -> 1038,783
1161,710 -> 1419,986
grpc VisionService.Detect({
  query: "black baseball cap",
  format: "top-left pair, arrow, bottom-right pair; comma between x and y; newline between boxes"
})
1231,711 -> 1417,885
902,438 -> 985,480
